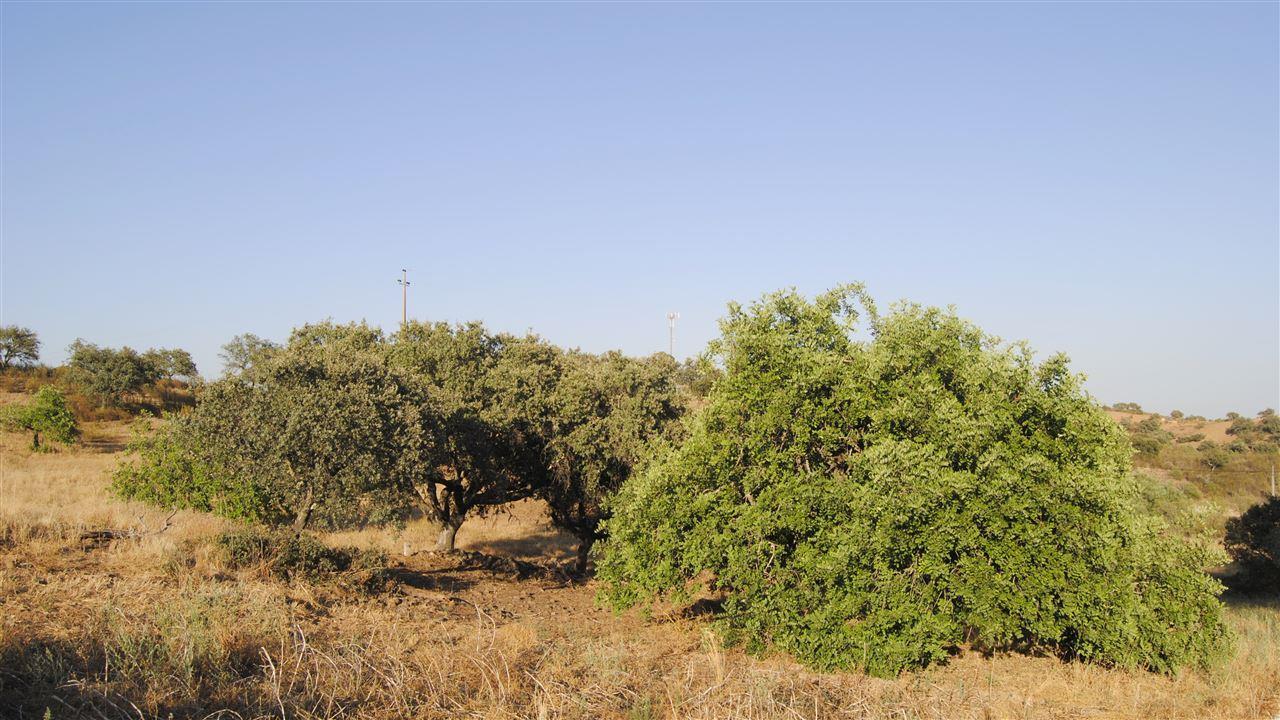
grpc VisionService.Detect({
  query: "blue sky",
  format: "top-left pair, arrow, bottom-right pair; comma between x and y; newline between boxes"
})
2,2 -> 1276,417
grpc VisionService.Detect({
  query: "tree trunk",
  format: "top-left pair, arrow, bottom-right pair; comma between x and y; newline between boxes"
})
435,516 -> 463,552
573,536 -> 596,576
293,486 -> 315,531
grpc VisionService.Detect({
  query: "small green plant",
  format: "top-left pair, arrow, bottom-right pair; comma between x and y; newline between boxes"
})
1,386 -> 78,451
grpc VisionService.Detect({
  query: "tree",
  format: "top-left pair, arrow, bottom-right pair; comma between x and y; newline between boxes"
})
143,348 -> 199,381
390,321 -> 561,551
542,351 -> 685,573
2,386 -> 78,450
597,285 -> 1230,676
0,326 -> 40,369
1224,496 -> 1280,591
115,322 -> 428,530
66,340 -> 159,406
218,333 -> 279,378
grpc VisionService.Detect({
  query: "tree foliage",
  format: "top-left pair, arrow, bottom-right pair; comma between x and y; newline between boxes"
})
0,326 -> 40,369
66,340 -> 160,406
1,386 -> 78,451
389,321 -> 561,550
1224,496 -> 1280,591
143,347 -> 199,381
219,333 -> 279,378
542,350 -> 685,572
115,323 -> 426,530
597,285 -> 1231,676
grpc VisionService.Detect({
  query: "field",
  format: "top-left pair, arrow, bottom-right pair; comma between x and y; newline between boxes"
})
2,417 -> 1278,720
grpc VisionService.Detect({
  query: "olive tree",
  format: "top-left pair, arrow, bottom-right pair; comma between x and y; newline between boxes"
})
66,340 -> 160,406
143,347 -> 199,381
115,322 -> 429,530
542,350 -> 685,573
2,386 -> 78,450
391,321 -> 561,551
218,333 -> 279,378
0,326 -> 40,369
598,285 -> 1230,676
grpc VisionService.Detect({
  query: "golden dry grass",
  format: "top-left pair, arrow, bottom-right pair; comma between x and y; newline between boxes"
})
1,420 -> 1278,720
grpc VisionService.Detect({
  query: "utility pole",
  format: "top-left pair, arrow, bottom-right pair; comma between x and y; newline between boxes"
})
398,269 -> 411,326
667,311 -> 679,357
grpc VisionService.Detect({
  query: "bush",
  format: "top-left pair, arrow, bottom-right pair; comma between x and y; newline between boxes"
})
1113,402 -> 1143,413
115,323 -> 424,531
214,526 -> 393,593
1224,496 -> 1280,591
598,285 -> 1231,677
1176,433 -> 1205,444
1,386 -> 78,451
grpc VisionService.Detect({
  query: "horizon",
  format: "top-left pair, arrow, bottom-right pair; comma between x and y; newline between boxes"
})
3,2 -> 1277,417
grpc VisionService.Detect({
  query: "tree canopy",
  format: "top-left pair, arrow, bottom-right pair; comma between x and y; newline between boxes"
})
390,321 -> 562,550
542,350 -> 685,572
2,386 -> 78,451
0,326 -> 40,369
597,284 -> 1231,676
116,323 -> 427,530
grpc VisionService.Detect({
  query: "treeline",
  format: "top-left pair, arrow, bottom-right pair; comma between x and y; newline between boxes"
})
0,324 -> 199,417
113,321 -> 711,572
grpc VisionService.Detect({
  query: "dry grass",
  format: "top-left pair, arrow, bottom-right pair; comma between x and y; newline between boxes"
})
1,419 -> 1278,720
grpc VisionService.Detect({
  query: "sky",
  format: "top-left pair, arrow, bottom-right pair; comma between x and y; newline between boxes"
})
2,2 -> 1276,417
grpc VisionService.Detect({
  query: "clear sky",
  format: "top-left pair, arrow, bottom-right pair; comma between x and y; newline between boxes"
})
2,2 -> 1276,417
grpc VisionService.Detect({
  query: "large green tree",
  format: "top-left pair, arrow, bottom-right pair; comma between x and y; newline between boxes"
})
390,321 -> 561,551
542,350 -> 685,573
598,285 -> 1230,676
115,322 -> 428,530
0,326 -> 40,369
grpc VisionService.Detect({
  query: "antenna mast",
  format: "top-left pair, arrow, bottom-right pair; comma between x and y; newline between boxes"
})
398,269 -> 411,325
667,311 -> 680,357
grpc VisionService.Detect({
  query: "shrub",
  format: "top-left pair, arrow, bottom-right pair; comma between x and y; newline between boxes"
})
1113,402 -> 1143,413
1131,433 -> 1167,456
1224,496 -> 1280,591
1176,433 -> 1205,444
214,526 -> 393,592
598,285 -> 1231,677
1169,410 -> 1184,419
1,386 -> 78,451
